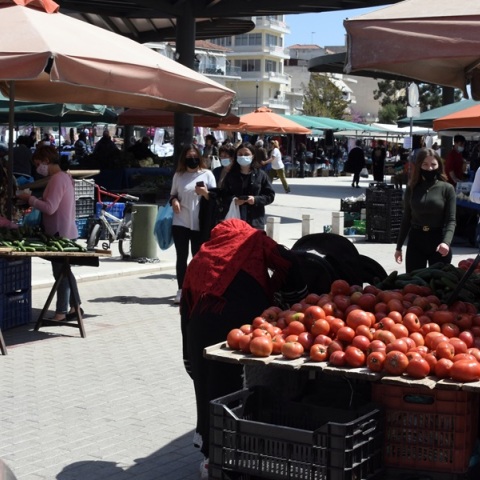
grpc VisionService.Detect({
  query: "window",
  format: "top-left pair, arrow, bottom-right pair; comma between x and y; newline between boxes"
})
265,60 -> 277,73
210,37 -> 232,47
266,34 -> 278,47
235,33 -> 262,46
234,59 -> 261,72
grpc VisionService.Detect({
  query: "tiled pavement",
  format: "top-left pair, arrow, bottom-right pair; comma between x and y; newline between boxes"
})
0,175 -> 477,480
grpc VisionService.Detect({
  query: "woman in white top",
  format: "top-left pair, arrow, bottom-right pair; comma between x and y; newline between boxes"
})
263,139 -> 290,193
170,144 -> 216,303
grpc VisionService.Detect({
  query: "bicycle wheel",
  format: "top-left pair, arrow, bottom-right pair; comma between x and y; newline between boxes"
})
87,223 -> 102,250
118,220 -> 132,259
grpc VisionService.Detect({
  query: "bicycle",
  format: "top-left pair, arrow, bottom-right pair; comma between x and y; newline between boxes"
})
86,184 -> 139,259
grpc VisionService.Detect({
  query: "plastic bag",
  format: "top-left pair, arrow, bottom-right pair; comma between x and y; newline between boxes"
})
210,155 -> 221,170
225,198 -> 241,220
23,207 -> 42,227
153,203 -> 174,250
360,167 -> 369,178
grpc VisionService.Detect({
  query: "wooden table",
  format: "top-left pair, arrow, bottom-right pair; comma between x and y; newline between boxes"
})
17,170 -> 100,191
0,249 -> 110,354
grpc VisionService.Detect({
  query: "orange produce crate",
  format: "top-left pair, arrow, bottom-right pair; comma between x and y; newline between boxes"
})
372,384 -> 479,474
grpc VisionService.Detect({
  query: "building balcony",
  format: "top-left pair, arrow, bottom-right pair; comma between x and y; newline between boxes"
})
267,71 -> 290,83
254,17 -> 290,34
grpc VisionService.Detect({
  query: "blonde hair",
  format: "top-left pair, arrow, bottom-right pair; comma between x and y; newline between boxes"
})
270,140 -> 279,149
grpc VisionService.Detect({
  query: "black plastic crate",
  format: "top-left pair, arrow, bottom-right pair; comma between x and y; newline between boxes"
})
366,228 -> 399,244
366,216 -> 402,231
0,289 -> 31,330
340,199 -> 366,213
366,187 -> 403,207
75,197 -> 95,218
0,258 -> 31,294
210,386 -> 383,480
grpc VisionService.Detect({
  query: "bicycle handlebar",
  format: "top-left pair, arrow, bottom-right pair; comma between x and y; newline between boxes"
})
95,184 -> 139,203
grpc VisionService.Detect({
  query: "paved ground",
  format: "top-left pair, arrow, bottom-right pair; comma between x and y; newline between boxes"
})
0,174 -> 477,480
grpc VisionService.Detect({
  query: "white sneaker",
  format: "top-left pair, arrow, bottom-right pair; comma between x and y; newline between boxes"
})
174,289 -> 182,304
199,458 -> 209,479
193,431 -> 203,449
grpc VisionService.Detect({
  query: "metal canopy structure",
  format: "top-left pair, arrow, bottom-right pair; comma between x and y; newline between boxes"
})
57,0 -> 402,153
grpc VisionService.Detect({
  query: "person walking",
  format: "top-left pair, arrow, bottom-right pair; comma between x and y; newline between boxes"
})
371,140 -> 386,183
264,139 -> 290,193
170,144 -> 216,304
347,140 -> 366,188
394,148 -> 456,273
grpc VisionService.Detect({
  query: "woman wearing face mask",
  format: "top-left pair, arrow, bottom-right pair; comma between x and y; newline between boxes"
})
212,144 -> 235,188
170,144 -> 216,304
394,148 -> 456,273
222,142 -> 275,230
17,145 -> 81,321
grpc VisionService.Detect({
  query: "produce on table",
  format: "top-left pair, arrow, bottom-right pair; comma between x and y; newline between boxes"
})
225,278 -> 480,383
458,258 -> 480,274
0,226 -> 86,252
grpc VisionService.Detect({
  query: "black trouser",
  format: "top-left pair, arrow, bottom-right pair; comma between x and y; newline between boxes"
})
172,225 -> 202,289
405,227 -> 452,273
373,162 -> 384,182
352,170 -> 360,186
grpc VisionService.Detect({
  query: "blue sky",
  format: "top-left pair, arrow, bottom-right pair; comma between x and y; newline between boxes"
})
285,7 -> 387,48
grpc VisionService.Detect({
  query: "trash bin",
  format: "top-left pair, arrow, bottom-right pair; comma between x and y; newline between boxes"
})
131,204 -> 158,259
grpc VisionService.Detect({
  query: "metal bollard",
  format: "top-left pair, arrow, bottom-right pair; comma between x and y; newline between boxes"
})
331,211 -> 344,235
266,216 -> 279,242
302,214 -> 312,237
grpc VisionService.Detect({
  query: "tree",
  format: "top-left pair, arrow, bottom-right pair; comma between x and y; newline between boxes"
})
302,73 -> 348,119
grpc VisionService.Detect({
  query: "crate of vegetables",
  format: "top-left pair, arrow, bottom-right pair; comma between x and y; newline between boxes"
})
372,384 -> 479,474
210,385 -> 384,480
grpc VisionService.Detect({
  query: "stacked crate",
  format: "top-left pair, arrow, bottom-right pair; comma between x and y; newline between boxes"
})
0,258 -> 32,330
74,179 -> 95,239
366,183 -> 403,243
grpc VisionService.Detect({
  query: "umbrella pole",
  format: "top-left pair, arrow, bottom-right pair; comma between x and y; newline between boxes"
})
7,81 -> 15,220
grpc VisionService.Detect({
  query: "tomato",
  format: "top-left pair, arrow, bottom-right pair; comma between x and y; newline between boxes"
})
468,348 -> 480,362
355,324 -> 374,340
285,311 -> 305,325
387,298 -> 404,314
330,279 -> 351,296
261,308 -> 280,322
356,293 -> 377,312
286,320 -> 306,335
290,303 -> 305,313
448,337 -> 468,354
284,334 -> 299,343
336,326 -> 356,344
304,293 -> 321,305
424,353 -> 438,372
351,335 -> 371,352
409,332 -> 425,347
384,351 -> 409,375
333,294 -> 352,313
459,330 -> 474,348
441,322 -> 460,339
403,312 -> 421,333
434,358 -> 453,379
454,314 -> 473,330
329,350 -> 347,367
252,316 -> 267,329
297,332 -> 314,351
344,346 -> 366,368
450,360 -> 480,382
424,331 -> 445,349
453,353 -> 477,363
406,357 -> 431,379
430,335 -> 450,351
420,323 -> 441,336
388,310 -> 403,323
374,302 -> 388,314
346,309 -> 372,330
303,305 -> 326,330
313,334 -> 332,347
366,351 -> 386,372
227,328 -> 245,350
309,344 -> 328,362
432,310 -> 455,325
375,317 -> 395,331
386,338 -> 409,354
252,328 -> 271,339
326,317 -> 345,336
450,301 -> 467,314
281,341 -> 304,360
271,334 -> 286,354
390,323 -> 409,339
435,341 -> 455,360
310,319 -> 330,336
239,333 -> 253,353
367,339 -> 387,355
373,329 -> 396,345
249,336 -> 273,357
240,324 -> 252,334
406,351 -> 424,362
327,340 -> 344,356
363,284 -> 381,296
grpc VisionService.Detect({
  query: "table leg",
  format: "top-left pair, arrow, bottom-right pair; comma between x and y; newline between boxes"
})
0,329 -> 7,355
35,258 -> 86,338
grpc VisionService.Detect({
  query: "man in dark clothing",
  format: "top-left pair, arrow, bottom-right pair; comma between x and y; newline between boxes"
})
92,131 -> 120,169
371,140 -> 386,182
347,140 -> 366,188
127,136 -> 154,160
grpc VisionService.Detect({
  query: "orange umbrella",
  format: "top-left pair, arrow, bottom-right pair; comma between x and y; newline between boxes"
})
118,109 -> 241,128
221,107 -> 311,134
433,104 -> 480,131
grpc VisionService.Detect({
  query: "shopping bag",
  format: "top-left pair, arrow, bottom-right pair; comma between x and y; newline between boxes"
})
225,198 -> 241,220
153,203 -> 174,250
23,207 -> 42,227
360,167 -> 369,178
210,155 -> 221,170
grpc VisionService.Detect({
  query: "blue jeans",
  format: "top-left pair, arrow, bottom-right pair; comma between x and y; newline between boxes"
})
51,261 -> 81,314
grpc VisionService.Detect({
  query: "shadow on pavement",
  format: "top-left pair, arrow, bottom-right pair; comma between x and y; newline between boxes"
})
89,295 -> 174,306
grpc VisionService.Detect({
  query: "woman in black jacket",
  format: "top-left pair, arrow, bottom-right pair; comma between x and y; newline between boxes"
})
222,142 -> 275,230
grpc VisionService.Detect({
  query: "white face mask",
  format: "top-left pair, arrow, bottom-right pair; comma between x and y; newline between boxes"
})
220,157 -> 231,167
457,146 -> 464,153
36,163 -> 49,177
237,155 -> 253,167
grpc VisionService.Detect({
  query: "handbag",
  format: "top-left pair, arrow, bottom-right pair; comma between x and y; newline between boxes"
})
153,203 -> 174,250
360,167 -> 369,178
23,207 -> 42,227
224,198 -> 241,220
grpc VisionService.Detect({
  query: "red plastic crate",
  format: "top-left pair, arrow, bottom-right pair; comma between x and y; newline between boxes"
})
372,384 -> 479,474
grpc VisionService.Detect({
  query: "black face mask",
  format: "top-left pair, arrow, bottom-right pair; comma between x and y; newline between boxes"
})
186,157 -> 200,169
421,169 -> 438,182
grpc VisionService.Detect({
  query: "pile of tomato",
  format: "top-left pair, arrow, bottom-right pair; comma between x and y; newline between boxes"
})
226,280 -> 480,383
458,258 -> 480,274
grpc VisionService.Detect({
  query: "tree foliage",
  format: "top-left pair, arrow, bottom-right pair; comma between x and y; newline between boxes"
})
302,73 -> 348,119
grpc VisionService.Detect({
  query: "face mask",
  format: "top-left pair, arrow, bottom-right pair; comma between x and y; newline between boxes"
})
237,155 -> 253,167
457,146 -> 464,153
220,158 -> 231,167
36,163 -> 49,177
186,157 -> 200,169
421,169 -> 438,182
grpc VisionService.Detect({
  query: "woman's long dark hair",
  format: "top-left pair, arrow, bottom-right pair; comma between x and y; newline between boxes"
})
175,143 -> 207,173
229,142 -> 261,174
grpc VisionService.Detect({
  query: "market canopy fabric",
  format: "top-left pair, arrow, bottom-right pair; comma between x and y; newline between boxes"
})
344,0 -> 480,99
433,104 -> 480,131
0,0 -> 235,115
221,107 -> 311,134
397,100 -> 480,128
117,110 -> 241,128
